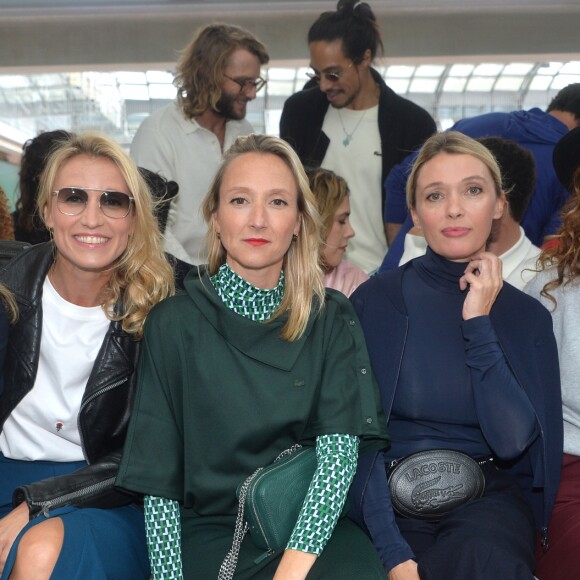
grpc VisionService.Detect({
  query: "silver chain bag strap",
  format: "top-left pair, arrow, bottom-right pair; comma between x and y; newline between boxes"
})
218,444 -> 305,580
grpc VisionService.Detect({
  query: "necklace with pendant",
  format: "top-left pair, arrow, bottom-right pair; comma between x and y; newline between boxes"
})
337,107 -> 369,147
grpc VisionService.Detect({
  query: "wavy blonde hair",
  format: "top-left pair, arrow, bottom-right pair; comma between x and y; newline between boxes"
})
305,167 -> 350,271
37,132 -> 174,338
537,167 -> 580,307
175,23 -> 269,119
202,134 -> 324,342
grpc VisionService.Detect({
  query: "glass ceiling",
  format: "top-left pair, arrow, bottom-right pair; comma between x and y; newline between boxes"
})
1,59 -> 580,153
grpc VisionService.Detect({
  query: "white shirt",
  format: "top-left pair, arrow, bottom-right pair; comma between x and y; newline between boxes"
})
321,105 -> 386,274
399,226 -> 541,290
0,277 -> 109,461
498,226 -> 541,289
131,102 -> 254,264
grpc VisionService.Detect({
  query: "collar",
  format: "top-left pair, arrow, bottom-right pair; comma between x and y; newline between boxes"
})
0,241 -> 125,330
184,269 -> 315,371
174,102 -> 251,140
412,247 -> 468,294
0,242 -> 54,307
498,227 -> 537,279
211,263 -> 284,321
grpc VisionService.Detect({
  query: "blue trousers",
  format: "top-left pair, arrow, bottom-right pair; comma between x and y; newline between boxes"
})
396,463 -> 536,580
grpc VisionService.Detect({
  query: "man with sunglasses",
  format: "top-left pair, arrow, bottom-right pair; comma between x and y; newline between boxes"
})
131,23 -> 269,265
280,0 -> 436,274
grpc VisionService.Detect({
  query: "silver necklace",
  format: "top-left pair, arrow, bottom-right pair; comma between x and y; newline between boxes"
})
337,107 -> 369,147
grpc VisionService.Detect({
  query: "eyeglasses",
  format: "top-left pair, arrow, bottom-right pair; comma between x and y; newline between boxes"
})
52,187 -> 134,219
224,74 -> 267,93
306,62 -> 355,84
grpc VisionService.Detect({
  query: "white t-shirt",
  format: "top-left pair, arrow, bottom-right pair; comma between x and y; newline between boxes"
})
321,105 -> 386,274
131,102 -> 254,265
0,277 -> 109,461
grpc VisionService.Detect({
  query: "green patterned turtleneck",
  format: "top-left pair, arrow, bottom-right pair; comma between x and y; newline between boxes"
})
211,263 -> 284,321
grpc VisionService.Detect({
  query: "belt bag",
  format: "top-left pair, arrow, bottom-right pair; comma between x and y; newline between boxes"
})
387,449 -> 486,521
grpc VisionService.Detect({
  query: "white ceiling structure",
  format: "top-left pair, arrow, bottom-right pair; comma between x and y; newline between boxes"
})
1,0 -> 579,70
0,0 -> 579,161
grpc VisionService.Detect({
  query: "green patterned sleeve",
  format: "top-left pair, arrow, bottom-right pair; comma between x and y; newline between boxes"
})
286,433 -> 359,555
144,495 -> 183,579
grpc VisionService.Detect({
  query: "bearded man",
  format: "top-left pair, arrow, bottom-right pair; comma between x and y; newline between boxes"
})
131,24 -> 269,264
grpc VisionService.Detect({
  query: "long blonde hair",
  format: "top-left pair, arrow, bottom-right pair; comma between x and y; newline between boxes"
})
37,132 -> 174,338
202,134 -> 324,342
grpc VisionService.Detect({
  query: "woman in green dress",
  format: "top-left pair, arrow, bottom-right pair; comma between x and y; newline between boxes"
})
117,134 -> 388,579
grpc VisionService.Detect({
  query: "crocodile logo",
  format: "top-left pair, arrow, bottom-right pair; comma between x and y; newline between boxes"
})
411,476 -> 465,511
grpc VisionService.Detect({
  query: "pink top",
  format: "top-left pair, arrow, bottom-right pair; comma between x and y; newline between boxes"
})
324,259 -> 369,298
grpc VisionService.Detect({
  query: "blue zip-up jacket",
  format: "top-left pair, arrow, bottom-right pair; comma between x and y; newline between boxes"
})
348,261 -> 563,571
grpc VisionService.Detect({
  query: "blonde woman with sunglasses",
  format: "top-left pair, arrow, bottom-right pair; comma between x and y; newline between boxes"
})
0,133 -> 174,579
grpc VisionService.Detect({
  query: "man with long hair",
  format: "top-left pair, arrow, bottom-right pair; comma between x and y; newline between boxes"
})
280,0 -> 435,274
131,24 -> 269,265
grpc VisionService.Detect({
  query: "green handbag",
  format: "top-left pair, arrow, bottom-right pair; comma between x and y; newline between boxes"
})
241,445 -> 317,552
218,445 -> 316,579
219,444 -> 351,579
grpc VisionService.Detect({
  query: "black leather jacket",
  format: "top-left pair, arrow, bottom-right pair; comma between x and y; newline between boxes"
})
0,242 -> 138,517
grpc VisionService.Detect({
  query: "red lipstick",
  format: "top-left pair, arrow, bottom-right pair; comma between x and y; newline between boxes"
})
244,238 -> 269,246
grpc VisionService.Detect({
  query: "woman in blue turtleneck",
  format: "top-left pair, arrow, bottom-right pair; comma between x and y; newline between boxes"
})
349,132 -> 563,580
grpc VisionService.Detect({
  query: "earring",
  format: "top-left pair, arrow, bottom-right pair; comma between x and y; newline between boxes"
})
292,234 -> 298,242
216,232 -> 221,240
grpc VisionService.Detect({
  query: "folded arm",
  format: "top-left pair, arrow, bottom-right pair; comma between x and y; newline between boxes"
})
13,451 -> 135,518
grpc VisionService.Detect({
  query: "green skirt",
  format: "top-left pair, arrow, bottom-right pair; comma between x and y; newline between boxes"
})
182,515 -> 384,579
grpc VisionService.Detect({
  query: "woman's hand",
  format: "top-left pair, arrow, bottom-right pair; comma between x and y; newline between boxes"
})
459,252 -> 503,320
273,549 -> 317,580
0,502 -> 29,574
388,559 -> 420,580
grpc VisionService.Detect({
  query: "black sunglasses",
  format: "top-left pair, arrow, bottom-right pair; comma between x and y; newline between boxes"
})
305,62 -> 355,84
